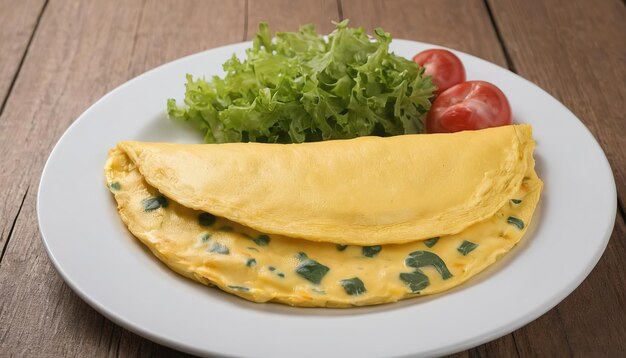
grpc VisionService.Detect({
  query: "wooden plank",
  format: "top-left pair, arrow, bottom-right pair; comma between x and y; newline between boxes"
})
127,0 -> 245,78
246,0 -> 340,39
0,0 -> 243,356
487,0 -> 626,205
0,0 -> 46,108
508,310 -> 574,357
486,0 -> 626,356
342,0 -> 507,67
0,0 -> 47,253
555,217 -> 626,356
446,334 -> 520,358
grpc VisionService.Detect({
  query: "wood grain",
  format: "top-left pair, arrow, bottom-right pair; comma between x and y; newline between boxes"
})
555,218 -> 626,356
246,0 -> 340,40
127,0 -> 245,78
0,0 -> 243,356
342,0 -> 507,66
0,0 -> 47,255
487,0 -> 626,205
0,0 -> 47,109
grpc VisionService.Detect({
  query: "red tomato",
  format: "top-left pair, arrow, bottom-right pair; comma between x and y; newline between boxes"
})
413,49 -> 466,95
426,81 -> 512,133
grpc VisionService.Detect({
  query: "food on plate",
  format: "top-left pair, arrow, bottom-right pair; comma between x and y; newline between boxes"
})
167,20 -> 435,144
104,125 -> 542,307
113,125 -> 533,245
426,80 -> 512,133
412,49 -> 466,96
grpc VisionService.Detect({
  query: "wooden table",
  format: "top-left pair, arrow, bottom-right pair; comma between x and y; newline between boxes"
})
1,0 -> 624,356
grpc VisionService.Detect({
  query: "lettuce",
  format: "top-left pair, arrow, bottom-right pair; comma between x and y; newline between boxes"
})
167,20 -> 435,143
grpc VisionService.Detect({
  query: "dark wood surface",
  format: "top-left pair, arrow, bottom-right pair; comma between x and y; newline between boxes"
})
1,0 -> 623,356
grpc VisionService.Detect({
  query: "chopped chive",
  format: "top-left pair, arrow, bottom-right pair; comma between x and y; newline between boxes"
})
198,213 -> 216,226
295,257 -> 329,284
142,195 -> 168,212
400,271 -> 430,293
109,182 -> 121,191
228,285 -> 249,292
201,233 -> 211,243
507,216 -> 525,230
423,237 -> 439,248
253,234 -> 270,246
457,240 -> 478,256
336,244 -> 348,251
510,199 -> 523,205
296,252 -> 308,261
362,245 -> 382,258
267,266 -> 284,277
210,242 -> 230,255
157,196 -> 168,208
405,251 -> 453,280
340,277 -> 367,296
246,258 -> 257,267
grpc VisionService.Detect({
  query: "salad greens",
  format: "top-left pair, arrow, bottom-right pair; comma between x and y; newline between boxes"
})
167,20 -> 435,143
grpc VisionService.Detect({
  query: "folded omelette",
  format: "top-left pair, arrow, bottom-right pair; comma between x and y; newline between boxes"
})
105,124 -> 542,307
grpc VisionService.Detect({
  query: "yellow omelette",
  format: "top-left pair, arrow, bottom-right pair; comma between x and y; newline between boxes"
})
105,124 -> 542,307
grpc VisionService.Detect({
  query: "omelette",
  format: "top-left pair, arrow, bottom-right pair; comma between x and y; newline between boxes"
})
105,124 -> 542,307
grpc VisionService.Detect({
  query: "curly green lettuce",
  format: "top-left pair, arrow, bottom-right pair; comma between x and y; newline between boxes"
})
167,20 -> 435,143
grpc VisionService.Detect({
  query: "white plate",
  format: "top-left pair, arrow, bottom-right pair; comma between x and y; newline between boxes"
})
38,40 -> 616,357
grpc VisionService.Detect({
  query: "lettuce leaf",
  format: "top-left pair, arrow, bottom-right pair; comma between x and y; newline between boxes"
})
167,20 -> 435,143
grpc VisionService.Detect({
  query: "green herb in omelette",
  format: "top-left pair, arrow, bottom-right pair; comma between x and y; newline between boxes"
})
423,237 -> 439,248
198,212 -> 216,226
399,271 -> 429,293
167,20 -> 435,143
405,251 -> 453,280
507,216 -> 525,230
246,258 -> 257,267
340,277 -> 367,296
362,245 -> 382,257
142,195 -> 168,212
295,255 -> 330,284
253,234 -> 271,246
210,242 -> 230,255
457,240 -> 478,256
336,244 -> 348,251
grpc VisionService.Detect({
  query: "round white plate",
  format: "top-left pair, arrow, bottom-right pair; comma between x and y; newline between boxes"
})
38,40 -> 616,357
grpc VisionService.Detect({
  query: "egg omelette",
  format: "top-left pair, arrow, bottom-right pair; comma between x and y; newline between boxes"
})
105,124 -> 542,307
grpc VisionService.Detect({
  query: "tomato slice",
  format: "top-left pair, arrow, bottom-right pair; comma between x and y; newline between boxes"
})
426,81 -> 512,133
413,49 -> 466,95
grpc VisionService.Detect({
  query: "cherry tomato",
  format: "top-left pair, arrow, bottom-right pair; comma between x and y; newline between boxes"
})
426,81 -> 512,133
413,49 -> 466,95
